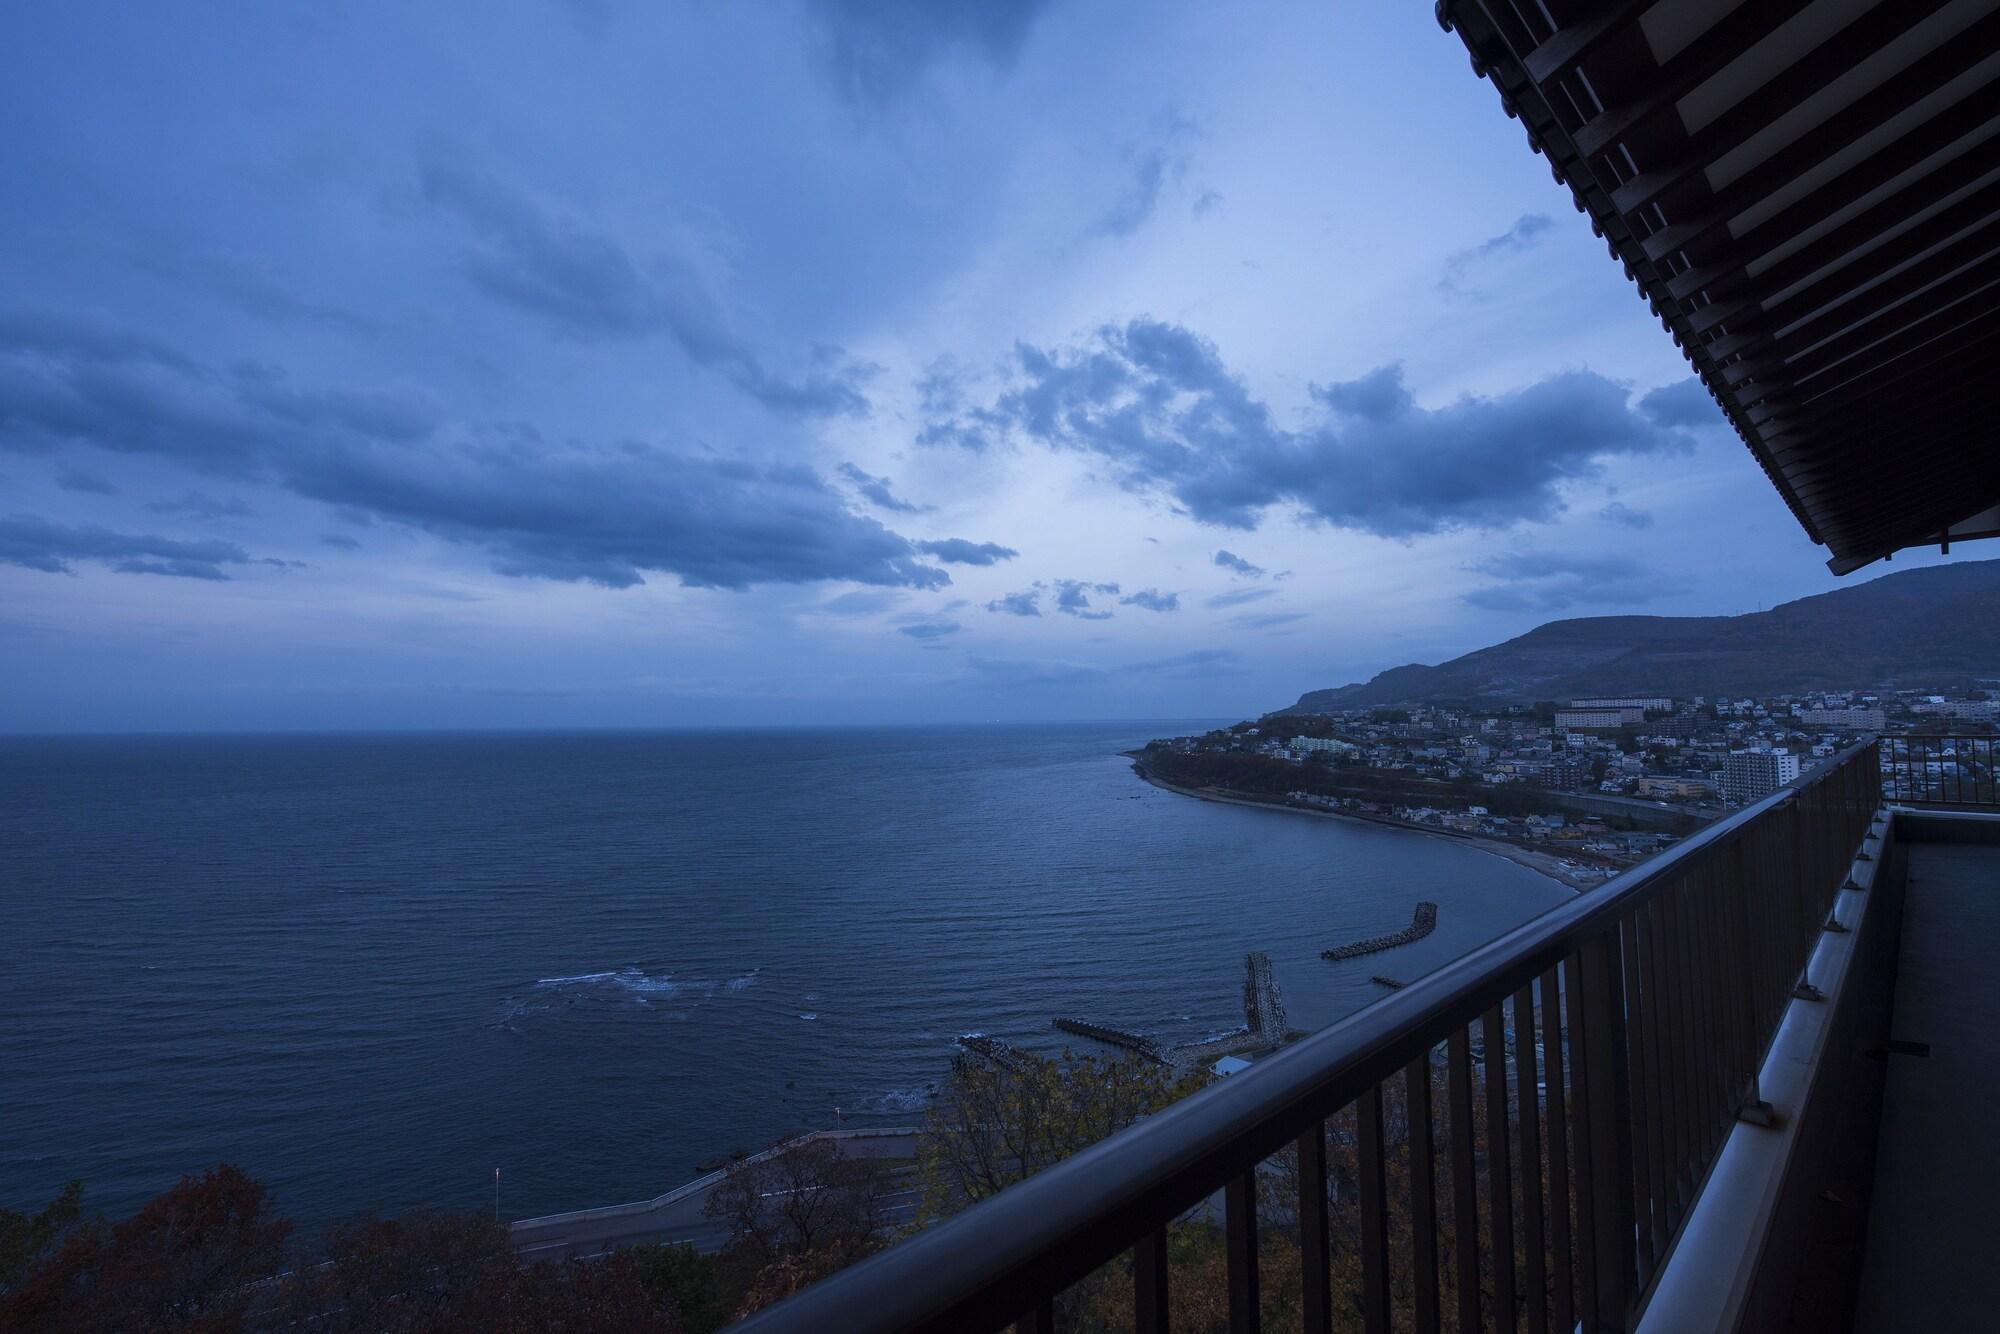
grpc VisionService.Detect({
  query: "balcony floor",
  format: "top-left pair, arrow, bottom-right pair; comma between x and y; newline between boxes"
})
1854,835 -> 2000,1331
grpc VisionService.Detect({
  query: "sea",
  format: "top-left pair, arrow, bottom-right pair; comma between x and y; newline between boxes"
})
0,724 -> 1570,1230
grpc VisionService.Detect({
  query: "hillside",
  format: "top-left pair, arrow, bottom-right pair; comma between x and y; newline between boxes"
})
1291,559 -> 2000,711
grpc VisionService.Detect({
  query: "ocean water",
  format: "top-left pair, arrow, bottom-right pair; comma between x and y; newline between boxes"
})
0,724 -> 1568,1228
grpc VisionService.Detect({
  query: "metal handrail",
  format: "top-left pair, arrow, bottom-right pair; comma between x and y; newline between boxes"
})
1880,733 -> 1999,807
737,741 -> 1881,1333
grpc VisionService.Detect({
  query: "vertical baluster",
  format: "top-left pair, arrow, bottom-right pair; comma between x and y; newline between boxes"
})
1673,875 -> 1707,1177
1620,906 -> 1660,1281
1540,969 -> 1574,1334
1407,1053 -> 1441,1334
1574,929 -> 1637,1330
1226,1170 -> 1259,1334
1448,1025 -> 1482,1332
1483,1006 -> 1517,1331
1634,897 -> 1673,1239
1359,1083 -> 1393,1334
1514,984 -> 1548,1333
1689,867 -> 1725,1151
1298,1119 -> 1331,1334
1134,1227 -> 1169,1334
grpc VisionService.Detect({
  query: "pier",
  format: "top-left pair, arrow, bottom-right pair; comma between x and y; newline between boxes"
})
1322,901 -> 1438,961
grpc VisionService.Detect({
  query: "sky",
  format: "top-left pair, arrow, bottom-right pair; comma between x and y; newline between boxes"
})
0,1 -> 1967,732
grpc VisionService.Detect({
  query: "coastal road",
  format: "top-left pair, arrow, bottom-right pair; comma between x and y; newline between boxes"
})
509,1128 -> 920,1262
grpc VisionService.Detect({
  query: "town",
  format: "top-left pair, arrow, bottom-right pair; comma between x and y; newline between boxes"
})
1138,690 -> 1999,885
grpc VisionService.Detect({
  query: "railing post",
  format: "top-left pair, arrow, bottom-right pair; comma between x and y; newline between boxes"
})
1729,835 -> 1776,1126
1572,926 -> 1637,1330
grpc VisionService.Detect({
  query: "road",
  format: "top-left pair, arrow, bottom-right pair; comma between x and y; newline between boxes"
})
508,1128 -> 920,1262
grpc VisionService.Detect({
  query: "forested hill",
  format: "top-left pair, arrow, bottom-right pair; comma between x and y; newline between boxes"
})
1291,559 -> 2000,710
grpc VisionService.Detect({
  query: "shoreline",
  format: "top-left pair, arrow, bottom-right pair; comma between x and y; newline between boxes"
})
1125,757 -> 1603,893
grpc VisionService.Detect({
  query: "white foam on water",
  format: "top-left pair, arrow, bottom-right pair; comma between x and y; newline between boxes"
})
858,1084 -> 936,1113
533,966 -> 682,997
797,1012 -> 817,1020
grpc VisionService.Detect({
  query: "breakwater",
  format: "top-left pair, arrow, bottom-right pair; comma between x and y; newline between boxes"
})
1052,1018 -> 1166,1064
1370,975 -> 1406,990
1322,901 -> 1439,961
1243,951 -> 1286,1039
955,1033 -> 1025,1071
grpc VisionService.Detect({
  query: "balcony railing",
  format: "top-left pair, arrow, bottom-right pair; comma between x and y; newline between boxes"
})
1880,734 -> 1999,807
736,742 -> 1882,1333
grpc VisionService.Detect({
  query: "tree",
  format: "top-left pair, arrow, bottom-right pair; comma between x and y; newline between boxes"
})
706,1135 -> 892,1272
3,1164 -> 289,1332
917,1050 -> 1208,1222
263,1209 -> 516,1332
0,1180 -> 83,1293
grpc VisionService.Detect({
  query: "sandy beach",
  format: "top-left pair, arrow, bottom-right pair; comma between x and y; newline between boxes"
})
1126,758 -> 1606,893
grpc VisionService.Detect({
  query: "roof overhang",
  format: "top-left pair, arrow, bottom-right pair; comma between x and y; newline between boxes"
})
1440,0 -> 2000,575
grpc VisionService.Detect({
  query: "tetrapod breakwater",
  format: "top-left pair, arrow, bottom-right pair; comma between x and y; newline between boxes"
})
1322,901 -> 1438,961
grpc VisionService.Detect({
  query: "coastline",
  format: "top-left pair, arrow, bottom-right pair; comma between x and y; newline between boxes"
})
1125,756 -> 1602,893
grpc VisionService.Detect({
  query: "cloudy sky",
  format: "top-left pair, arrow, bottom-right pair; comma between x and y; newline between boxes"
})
0,2 -> 1959,731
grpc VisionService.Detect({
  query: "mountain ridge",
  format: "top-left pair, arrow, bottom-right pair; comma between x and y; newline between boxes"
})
1290,559 -> 2000,711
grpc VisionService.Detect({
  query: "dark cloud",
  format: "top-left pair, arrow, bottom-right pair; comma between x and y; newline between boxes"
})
1119,588 -> 1179,612
0,315 -> 277,470
147,491 -> 253,519
915,537 -> 1018,565
817,588 -> 905,616
0,514 -> 257,580
0,312 -> 196,374
927,319 -> 1693,535
1206,586 -> 1275,609
1598,501 -> 1653,529
914,358 -> 1006,452
966,654 -> 1100,687
420,157 -> 871,418
1637,378 -> 1717,430
1127,647 -> 1237,675
0,314 -> 951,593
1093,112 -> 1198,239
1463,549 -> 1670,612
53,466 -> 118,495
897,618 -> 962,640
839,462 -> 931,514
235,370 -> 436,442
135,246 -> 378,333
1052,578 -> 1118,619
291,443 -> 951,591
1232,610 -> 1307,630
984,588 -> 1041,617
1212,548 -> 1264,577
1440,213 -> 1555,296
320,533 -> 362,550
965,646 -> 1238,689
803,0 -> 1053,106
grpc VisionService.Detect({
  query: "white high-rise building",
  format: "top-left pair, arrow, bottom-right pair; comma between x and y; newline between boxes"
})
1720,749 -> 1801,805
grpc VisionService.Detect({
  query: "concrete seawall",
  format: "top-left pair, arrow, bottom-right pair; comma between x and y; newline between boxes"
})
508,1127 -> 919,1262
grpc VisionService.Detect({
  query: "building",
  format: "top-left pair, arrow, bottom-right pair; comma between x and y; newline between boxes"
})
1570,697 -> 1673,713
1720,750 -> 1801,805
1912,700 -> 1996,721
1637,776 -> 1714,801
1289,735 -> 1354,755
1555,707 -> 1645,730
1801,707 -> 1887,731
